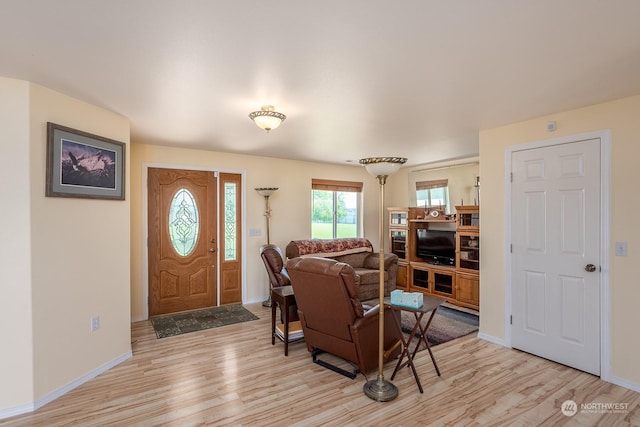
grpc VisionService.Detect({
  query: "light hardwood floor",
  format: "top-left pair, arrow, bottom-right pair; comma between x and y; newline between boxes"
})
4,303 -> 639,426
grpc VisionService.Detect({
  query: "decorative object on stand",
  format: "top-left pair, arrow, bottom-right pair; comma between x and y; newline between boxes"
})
256,187 -> 279,307
359,156 -> 407,402
249,105 -> 286,132
474,175 -> 480,205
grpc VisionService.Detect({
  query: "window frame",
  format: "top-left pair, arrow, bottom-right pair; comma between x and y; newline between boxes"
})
416,179 -> 450,212
311,179 -> 363,239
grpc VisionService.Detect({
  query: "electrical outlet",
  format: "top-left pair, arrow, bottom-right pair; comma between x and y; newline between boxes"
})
91,316 -> 100,332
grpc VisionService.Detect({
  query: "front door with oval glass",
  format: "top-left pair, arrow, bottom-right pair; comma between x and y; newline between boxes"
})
148,168 -> 218,316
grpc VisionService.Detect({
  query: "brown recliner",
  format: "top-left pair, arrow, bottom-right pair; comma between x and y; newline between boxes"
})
260,244 -> 298,322
286,256 -> 402,378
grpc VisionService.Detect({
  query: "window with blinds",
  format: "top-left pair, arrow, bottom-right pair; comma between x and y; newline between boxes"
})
416,178 -> 450,211
311,179 -> 362,239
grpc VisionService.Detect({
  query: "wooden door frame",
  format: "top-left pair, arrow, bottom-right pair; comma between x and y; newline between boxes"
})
141,163 -> 247,321
503,130 -> 611,382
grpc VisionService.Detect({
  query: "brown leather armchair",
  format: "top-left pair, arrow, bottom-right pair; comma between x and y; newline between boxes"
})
260,244 -> 298,322
286,256 -> 402,378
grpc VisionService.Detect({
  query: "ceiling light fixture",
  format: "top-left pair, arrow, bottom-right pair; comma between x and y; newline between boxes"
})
249,105 -> 286,132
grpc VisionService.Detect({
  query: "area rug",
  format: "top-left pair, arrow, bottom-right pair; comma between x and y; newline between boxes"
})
150,305 -> 259,339
401,305 -> 479,349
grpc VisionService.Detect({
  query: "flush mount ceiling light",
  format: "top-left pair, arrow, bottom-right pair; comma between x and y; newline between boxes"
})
249,105 -> 286,132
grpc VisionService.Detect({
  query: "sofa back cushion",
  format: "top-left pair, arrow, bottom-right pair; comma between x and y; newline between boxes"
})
333,252 -> 369,268
286,238 -> 373,259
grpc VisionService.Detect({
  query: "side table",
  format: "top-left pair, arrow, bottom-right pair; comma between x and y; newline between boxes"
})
387,295 -> 444,393
271,285 -> 297,356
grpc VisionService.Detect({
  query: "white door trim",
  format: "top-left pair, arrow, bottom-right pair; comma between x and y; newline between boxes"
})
139,162 -> 247,321
504,129 -> 611,381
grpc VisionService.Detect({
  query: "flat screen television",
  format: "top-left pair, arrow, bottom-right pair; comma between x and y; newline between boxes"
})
416,229 -> 456,266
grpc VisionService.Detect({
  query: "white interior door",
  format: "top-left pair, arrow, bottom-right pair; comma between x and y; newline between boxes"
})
511,138 -> 601,375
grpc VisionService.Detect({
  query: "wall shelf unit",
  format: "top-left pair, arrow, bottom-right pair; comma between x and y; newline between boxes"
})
388,205 -> 480,310
387,208 -> 409,290
454,205 -> 480,310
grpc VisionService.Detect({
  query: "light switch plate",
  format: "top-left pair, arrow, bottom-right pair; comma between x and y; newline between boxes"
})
615,241 -> 627,257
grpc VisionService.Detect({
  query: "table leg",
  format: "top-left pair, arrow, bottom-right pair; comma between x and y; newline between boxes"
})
271,294 -> 276,346
390,308 -> 424,393
412,307 -> 441,376
283,296 -> 290,356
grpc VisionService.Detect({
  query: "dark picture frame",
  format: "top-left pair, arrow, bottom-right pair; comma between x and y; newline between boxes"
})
46,122 -> 125,200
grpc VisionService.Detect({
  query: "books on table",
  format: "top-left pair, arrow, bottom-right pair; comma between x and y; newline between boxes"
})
275,320 -> 304,341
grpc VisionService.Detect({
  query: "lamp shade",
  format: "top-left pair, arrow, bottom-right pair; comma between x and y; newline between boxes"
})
249,105 -> 286,132
359,157 -> 407,177
255,187 -> 278,197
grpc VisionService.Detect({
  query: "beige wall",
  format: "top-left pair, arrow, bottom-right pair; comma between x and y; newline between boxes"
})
479,94 -> 640,385
0,78 -> 132,414
408,160 -> 480,210
0,78 -> 34,410
129,144 -> 408,321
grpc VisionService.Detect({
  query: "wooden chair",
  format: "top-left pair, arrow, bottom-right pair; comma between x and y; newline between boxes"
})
260,244 -> 298,322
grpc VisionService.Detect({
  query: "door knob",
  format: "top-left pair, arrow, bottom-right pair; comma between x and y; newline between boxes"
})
585,264 -> 597,272
209,248 -> 217,253
210,238 -> 216,244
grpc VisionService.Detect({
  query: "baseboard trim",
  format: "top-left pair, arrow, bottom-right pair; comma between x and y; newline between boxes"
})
0,402 -> 35,420
477,332 -> 509,348
604,373 -> 640,394
0,350 -> 132,421
477,334 -> 640,394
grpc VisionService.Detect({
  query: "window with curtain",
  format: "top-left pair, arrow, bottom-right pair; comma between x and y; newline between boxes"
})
311,179 -> 362,239
416,179 -> 450,211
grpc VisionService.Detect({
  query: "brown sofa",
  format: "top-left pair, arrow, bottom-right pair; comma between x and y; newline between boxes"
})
285,238 -> 398,301
286,256 -> 402,376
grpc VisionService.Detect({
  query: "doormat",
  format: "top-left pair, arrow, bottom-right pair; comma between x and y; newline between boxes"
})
150,305 -> 259,339
401,305 -> 479,348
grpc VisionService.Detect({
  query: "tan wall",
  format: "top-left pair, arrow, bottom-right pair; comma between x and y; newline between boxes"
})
0,78 -> 34,410
479,94 -> 640,385
28,83 -> 132,399
0,78 -> 132,413
408,160 -> 480,209
129,144 -> 408,320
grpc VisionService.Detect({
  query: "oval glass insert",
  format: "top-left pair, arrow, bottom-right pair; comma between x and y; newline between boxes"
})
169,188 -> 199,256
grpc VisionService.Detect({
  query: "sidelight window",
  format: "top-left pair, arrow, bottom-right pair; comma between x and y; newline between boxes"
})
224,182 -> 237,261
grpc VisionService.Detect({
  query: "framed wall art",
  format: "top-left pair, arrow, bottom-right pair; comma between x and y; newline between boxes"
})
46,122 -> 125,200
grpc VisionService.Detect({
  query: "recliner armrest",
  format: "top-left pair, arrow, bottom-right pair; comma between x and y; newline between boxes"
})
354,304 -> 380,330
363,304 -> 380,318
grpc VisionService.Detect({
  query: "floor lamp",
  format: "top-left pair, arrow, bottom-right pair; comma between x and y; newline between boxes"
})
256,187 -> 278,307
360,156 -> 407,402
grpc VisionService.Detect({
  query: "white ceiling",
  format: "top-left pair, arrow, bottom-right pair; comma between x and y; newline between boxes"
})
2,1 -> 640,167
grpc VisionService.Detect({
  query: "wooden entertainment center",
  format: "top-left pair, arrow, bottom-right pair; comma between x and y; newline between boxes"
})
388,205 -> 479,310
